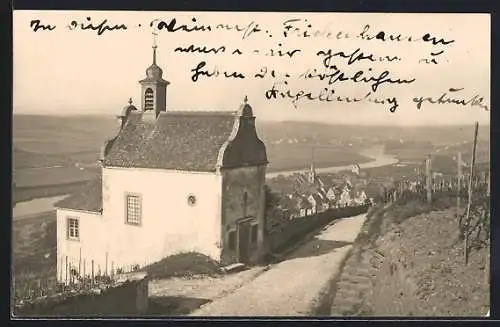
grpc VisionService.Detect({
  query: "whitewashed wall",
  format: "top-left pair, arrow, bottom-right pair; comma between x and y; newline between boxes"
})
101,167 -> 222,269
56,208 -> 104,283
56,167 -> 223,282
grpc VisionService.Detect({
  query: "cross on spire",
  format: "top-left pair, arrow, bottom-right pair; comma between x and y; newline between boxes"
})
152,30 -> 158,64
243,95 -> 248,104
152,29 -> 158,48
128,97 -> 133,105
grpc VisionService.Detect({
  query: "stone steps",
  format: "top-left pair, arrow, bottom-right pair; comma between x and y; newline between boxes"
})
331,297 -> 364,316
221,263 -> 247,274
335,286 -> 364,298
333,295 -> 362,307
343,265 -> 372,276
336,280 -> 367,290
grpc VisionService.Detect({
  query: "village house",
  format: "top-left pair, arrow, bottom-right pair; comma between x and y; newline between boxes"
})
273,160 -> 373,219
55,44 -> 268,282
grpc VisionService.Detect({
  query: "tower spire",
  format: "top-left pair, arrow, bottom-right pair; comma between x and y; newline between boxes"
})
152,30 -> 158,65
309,147 -> 316,183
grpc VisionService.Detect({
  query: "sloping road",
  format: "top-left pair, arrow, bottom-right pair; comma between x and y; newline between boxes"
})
190,213 -> 367,316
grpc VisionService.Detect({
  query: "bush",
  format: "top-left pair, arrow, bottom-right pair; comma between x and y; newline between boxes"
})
142,252 -> 224,279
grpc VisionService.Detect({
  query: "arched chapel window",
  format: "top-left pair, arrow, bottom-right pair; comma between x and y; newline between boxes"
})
144,88 -> 154,111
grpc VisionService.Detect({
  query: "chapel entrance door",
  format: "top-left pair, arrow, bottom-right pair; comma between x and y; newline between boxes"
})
237,220 -> 251,264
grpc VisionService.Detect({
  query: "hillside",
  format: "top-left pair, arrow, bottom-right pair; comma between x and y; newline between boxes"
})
12,146 -> 72,170
12,115 -> 489,191
331,196 -> 490,316
13,115 -> 119,156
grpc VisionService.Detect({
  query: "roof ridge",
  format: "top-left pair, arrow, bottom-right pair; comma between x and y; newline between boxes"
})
159,110 -> 238,116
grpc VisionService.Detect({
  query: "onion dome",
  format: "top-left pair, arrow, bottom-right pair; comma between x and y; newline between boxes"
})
145,45 -> 163,79
238,95 -> 254,117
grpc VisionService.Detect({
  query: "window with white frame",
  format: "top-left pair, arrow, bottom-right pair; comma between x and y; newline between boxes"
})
126,194 -> 142,225
67,217 -> 79,240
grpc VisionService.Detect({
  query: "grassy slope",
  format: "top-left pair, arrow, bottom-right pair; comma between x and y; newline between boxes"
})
12,212 -> 58,289
356,196 -> 489,316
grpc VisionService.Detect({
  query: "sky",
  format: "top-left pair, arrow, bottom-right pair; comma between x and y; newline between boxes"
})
13,11 -> 490,125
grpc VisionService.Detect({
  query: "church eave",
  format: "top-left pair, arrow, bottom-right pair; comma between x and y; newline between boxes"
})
218,160 -> 269,170
101,162 -> 218,173
139,77 -> 170,85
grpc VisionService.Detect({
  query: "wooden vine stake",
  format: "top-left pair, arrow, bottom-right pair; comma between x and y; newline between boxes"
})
425,155 -> 432,204
457,151 -> 463,237
464,122 -> 479,265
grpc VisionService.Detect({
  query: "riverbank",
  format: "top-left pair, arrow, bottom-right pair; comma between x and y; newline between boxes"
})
12,146 -> 395,216
266,147 -> 397,178
13,181 -> 87,206
13,195 -> 69,220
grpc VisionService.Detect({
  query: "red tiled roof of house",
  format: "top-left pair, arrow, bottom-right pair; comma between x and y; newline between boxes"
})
103,110 -> 255,171
55,175 -> 103,213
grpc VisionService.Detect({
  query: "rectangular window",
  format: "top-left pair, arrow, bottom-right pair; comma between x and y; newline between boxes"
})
126,194 -> 142,225
228,230 -> 236,250
250,224 -> 258,243
67,217 -> 79,240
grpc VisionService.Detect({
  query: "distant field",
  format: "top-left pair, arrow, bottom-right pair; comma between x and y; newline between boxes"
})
363,164 -> 421,180
13,115 -> 119,155
13,115 -> 374,194
15,166 -> 100,188
12,114 -> 489,201
266,144 -> 371,172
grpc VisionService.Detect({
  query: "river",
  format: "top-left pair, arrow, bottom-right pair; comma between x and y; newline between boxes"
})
266,146 -> 398,178
13,194 -> 70,220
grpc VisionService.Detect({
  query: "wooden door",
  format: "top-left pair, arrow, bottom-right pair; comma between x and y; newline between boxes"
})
237,221 -> 251,264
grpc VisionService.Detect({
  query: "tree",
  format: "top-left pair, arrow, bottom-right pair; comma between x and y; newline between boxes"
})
264,184 -> 281,211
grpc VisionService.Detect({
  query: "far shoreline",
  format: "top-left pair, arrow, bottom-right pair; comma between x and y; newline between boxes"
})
12,146 -> 395,209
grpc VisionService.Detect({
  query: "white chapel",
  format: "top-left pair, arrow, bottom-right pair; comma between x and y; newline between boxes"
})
55,43 -> 269,281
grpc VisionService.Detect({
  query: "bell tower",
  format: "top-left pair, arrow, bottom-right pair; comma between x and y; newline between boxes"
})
309,147 -> 316,184
139,31 -> 170,120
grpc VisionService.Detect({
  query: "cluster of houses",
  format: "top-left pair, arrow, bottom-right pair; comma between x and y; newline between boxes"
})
270,163 -> 371,219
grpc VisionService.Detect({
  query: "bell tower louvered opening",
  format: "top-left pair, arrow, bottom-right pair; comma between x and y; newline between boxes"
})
144,88 -> 154,111
139,39 -> 170,118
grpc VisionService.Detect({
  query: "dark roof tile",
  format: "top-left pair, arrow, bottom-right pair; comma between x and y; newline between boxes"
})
103,111 -> 238,171
56,175 -> 102,213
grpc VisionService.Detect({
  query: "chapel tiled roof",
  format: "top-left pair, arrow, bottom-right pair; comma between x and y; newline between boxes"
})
103,111 -> 238,171
55,175 -> 103,213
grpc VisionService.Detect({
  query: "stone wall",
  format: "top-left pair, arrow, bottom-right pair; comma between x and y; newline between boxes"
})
266,204 -> 370,255
220,165 -> 266,265
13,273 -> 149,318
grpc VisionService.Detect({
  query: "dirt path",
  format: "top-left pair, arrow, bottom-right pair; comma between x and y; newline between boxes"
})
149,267 -> 267,301
190,213 -> 367,316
